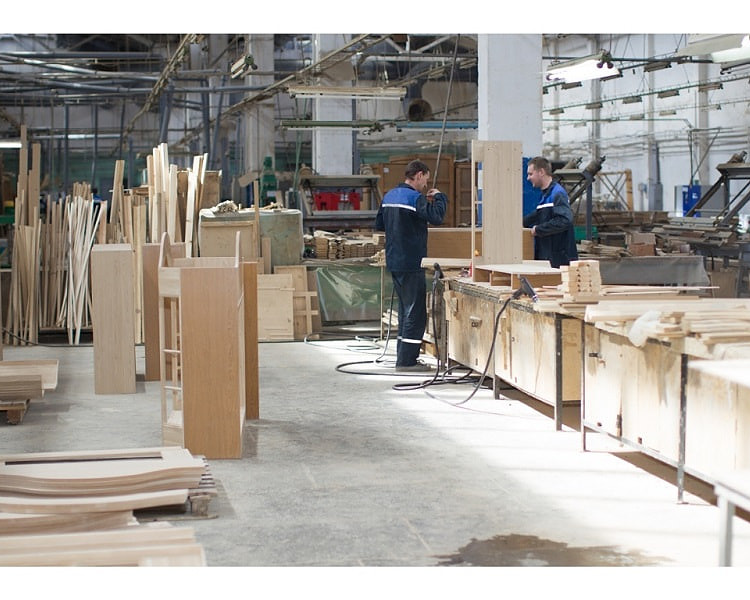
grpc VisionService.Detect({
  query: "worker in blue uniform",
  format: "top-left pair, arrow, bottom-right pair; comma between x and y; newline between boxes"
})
523,156 -> 578,268
375,160 -> 448,371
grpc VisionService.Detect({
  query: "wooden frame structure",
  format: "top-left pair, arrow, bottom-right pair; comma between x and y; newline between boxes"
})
157,232 -> 247,459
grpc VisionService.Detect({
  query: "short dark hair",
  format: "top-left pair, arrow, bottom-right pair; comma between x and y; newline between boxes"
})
405,160 -> 430,180
528,156 -> 552,176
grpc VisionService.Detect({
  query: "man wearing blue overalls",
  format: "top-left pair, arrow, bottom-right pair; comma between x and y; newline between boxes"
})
523,156 -> 578,268
376,160 -> 448,371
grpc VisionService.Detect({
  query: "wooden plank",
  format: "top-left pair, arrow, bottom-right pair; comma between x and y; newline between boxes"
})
257,273 -> 295,342
0,359 -> 58,389
274,265 -> 316,340
142,243 -> 162,381
243,262 -> 259,420
427,227 -> 482,259
471,140 -> 523,269
179,264 -> 244,458
90,245 -> 136,394
0,489 -> 189,515
0,510 -> 134,536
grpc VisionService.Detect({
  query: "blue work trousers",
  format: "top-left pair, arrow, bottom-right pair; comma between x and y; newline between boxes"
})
391,270 -> 426,366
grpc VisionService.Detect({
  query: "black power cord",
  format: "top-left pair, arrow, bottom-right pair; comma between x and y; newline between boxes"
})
393,274 -> 539,405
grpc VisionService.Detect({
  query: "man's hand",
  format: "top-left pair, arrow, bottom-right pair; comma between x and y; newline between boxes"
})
531,225 -> 537,236
426,188 -> 441,201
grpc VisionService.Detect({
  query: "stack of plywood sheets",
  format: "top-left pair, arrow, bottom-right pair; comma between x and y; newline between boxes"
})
0,523 -> 205,566
0,446 -> 207,565
0,359 -> 59,424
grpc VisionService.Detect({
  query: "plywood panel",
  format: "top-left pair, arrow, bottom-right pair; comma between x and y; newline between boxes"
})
142,243 -> 161,381
243,262 -> 259,420
180,266 -> 244,458
427,228 -> 482,259
257,273 -> 294,342
90,245 -> 136,394
471,140 -> 523,266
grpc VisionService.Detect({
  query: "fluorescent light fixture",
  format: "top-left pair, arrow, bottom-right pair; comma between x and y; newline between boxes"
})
286,85 -> 406,100
657,89 -> 680,98
549,108 -> 564,115
545,50 -> 620,83
643,60 -> 672,72
0,140 -> 22,148
622,95 -> 642,104
585,101 -> 603,110
659,109 -> 677,116
561,81 -> 583,90
629,114 -> 645,120
711,35 -> 750,63
698,81 -> 724,92
675,34 -> 748,57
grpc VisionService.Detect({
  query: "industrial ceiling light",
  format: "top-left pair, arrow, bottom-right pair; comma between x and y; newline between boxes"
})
659,109 -> 677,116
643,60 -> 672,72
698,81 -> 724,92
549,107 -> 564,115
561,81 -> 583,90
584,101 -> 603,109
711,35 -> 750,64
545,50 -> 619,83
629,114 -> 645,120
657,89 -> 680,98
622,95 -> 643,104
286,85 -> 406,100
675,33 -> 748,58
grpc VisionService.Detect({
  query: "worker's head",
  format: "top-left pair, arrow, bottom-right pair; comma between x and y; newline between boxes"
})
527,156 -> 553,190
405,160 -> 431,191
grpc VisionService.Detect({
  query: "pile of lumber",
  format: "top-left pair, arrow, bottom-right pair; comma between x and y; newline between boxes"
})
0,446 -> 207,566
311,231 -> 383,260
584,298 -> 750,345
560,260 -> 601,302
652,217 -> 737,250
577,239 -> 630,258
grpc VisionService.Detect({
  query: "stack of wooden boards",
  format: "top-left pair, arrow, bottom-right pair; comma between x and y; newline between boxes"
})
560,260 -> 601,302
0,359 -> 59,424
584,298 -> 750,347
0,446 -> 207,566
311,230 -> 383,260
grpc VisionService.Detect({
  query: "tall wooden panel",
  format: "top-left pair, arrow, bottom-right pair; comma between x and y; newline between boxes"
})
142,243 -> 161,381
158,233 -> 246,459
91,244 -> 135,394
243,262 -> 259,420
471,140 -> 523,271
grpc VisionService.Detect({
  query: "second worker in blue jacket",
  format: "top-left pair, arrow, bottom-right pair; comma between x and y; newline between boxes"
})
523,156 -> 578,268
375,160 -> 448,371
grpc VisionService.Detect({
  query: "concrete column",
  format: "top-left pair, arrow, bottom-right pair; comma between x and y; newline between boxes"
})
478,34 -> 542,157
312,34 -> 354,175
244,34 -> 275,176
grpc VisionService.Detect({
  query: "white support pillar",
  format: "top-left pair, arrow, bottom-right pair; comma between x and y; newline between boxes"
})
312,34 -> 354,176
244,34 -> 275,176
478,34 -> 543,157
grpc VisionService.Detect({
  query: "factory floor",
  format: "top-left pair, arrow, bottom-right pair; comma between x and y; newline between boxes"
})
1,327 -> 748,595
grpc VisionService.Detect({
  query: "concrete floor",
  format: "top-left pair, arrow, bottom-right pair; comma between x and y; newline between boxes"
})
1,330 -> 749,588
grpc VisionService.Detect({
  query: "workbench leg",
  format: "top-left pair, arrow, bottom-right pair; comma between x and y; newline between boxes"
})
554,315 -> 563,431
718,495 -> 734,566
580,319 -> 587,452
677,353 -> 688,504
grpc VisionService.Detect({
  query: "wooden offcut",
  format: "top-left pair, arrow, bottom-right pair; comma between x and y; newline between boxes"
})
90,244 -> 136,394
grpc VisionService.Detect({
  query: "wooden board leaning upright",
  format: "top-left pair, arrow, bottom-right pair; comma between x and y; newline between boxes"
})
471,140 -> 523,275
